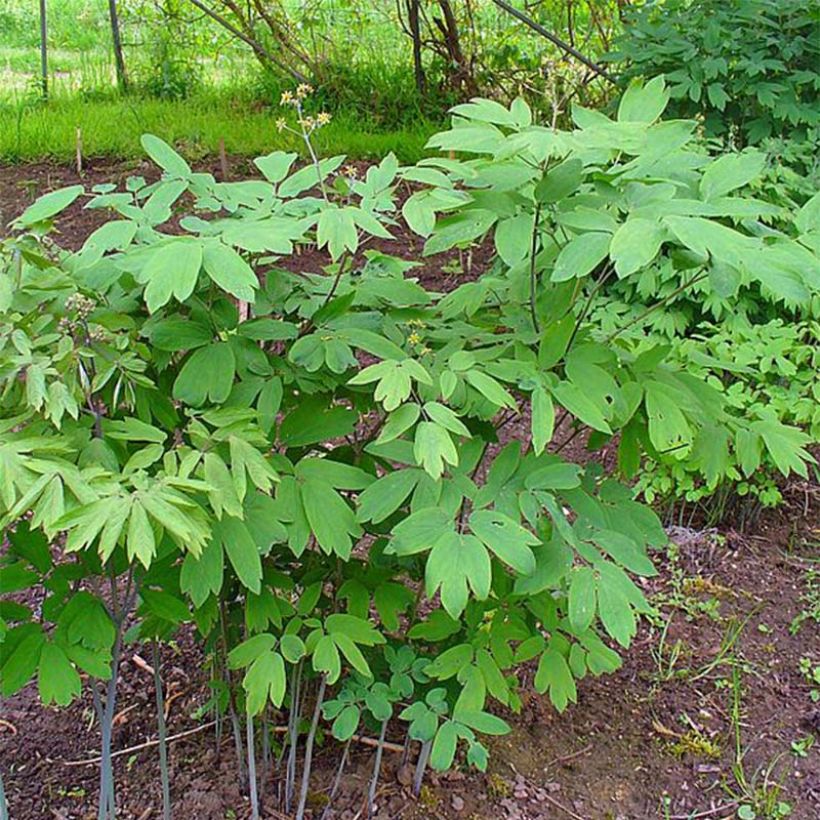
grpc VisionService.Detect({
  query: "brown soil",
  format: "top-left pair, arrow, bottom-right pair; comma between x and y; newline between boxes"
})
1,163 -> 819,820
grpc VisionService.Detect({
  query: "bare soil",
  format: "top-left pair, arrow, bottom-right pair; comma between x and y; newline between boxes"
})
1,162 -> 818,820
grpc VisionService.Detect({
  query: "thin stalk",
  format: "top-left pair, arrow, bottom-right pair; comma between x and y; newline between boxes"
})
98,624 -> 124,820
285,659 -> 304,813
247,714 -> 260,820
367,719 -> 389,818
151,641 -> 171,820
400,732 -> 411,767
603,271 -> 709,343
95,573 -> 137,820
218,603 -> 247,787
320,738 -> 351,820
260,707 -> 270,801
412,739 -> 432,797
0,768 -> 7,820
295,674 -> 327,820
528,204 -> 543,335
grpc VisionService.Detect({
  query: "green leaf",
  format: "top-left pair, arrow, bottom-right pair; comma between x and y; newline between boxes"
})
610,218 -> 664,278
1,626 -> 45,696
317,206 -> 359,260
596,577 -> 636,648
430,720 -> 459,771
228,634 -> 276,669
180,534 -> 224,608
173,342 -> 236,407
149,318 -> 212,352
332,704 -> 361,740
301,479 -> 361,559
617,76 -> 669,124
279,398 -> 356,447
325,614 -> 385,646
313,635 -> 342,683
552,232 -> 610,282
357,469 -> 421,524
535,159 -> 583,203
375,403 -> 421,445
456,710 -> 510,736
141,134 -> 191,177
425,532 -> 491,619
202,242 -> 258,302
242,650 -> 286,714
38,642 -> 81,706
534,649 -> 577,711
220,516 -> 262,594
531,387 -> 555,456
524,462 -> 581,491
14,185 -> 84,227
414,422 -> 458,479
568,567 -> 597,633
127,501 -> 156,568
469,510 -> 538,575
140,589 -> 190,623
280,634 -> 306,663
332,632 -> 372,677
644,381 -> 692,454
254,151 -> 298,184
592,530 -> 656,576
464,370 -> 517,409
141,239 -> 203,313
495,213 -> 534,267
700,152 -> 766,200
551,381 -> 611,434
389,508 -> 453,556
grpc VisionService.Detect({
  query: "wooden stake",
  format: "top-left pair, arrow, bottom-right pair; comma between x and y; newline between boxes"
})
219,137 -> 229,180
75,127 -> 83,175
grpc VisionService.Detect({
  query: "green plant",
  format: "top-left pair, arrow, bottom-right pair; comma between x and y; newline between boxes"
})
0,79 -> 813,817
790,569 -> 820,635
609,0 -> 819,155
726,666 -> 794,820
798,656 -> 820,703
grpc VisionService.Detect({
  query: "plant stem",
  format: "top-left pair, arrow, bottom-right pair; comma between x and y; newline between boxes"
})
0,768 -> 6,820
528,203 -> 543,335
295,674 -> 327,820
218,602 -> 247,788
320,738 -> 351,820
247,714 -> 260,820
260,707 -> 270,801
603,271 -> 709,343
285,659 -> 304,813
367,718 -> 389,818
151,641 -> 171,820
412,739 -> 432,797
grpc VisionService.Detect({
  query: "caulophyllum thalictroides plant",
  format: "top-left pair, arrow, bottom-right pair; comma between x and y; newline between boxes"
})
0,79 -> 816,818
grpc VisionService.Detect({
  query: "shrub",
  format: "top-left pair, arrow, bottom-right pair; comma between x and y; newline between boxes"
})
0,79 -> 814,817
609,0 -> 820,149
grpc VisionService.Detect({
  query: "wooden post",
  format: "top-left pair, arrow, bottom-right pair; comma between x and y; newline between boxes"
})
107,0 -> 129,91
39,0 -> 48,100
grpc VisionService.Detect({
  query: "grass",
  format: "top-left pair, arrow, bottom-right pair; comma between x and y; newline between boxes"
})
0,91 -> 439,165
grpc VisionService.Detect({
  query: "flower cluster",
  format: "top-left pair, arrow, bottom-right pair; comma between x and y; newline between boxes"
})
276,85 -> 331,136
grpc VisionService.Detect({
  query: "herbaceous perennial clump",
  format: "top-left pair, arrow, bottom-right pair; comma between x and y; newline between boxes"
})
0,78 -> 816,818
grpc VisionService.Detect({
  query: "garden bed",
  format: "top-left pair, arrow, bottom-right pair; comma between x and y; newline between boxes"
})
1,161 -> 818,820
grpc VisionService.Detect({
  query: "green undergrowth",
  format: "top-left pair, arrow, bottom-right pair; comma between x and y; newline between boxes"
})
0,94 -> 438,165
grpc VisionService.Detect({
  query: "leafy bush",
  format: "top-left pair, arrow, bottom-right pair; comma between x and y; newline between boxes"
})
609,0 -> 820,158
635,319 -> 819,521
0,79 -> 814,817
